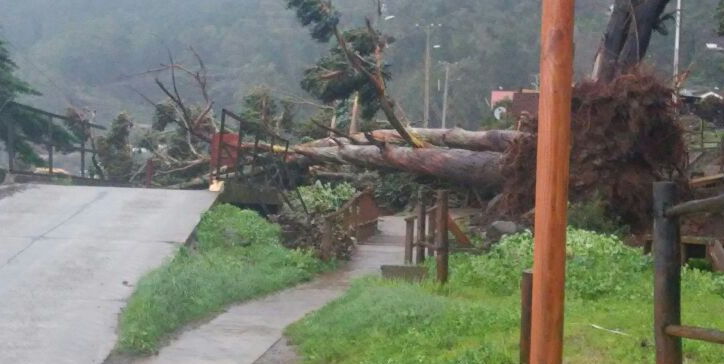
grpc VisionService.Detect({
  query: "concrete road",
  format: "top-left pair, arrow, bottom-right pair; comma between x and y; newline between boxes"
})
0,184 -> 217,364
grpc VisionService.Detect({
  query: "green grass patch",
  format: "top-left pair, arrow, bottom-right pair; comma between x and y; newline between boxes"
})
287,229 -> 724,364
117,204 -> 331,354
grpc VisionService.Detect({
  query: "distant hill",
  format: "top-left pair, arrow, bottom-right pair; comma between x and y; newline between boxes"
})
1,0 -> 722,128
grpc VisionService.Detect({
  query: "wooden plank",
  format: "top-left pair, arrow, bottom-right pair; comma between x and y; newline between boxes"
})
529,0 -> 576,363
416,190 -> 426,264
689,174 -> 724,189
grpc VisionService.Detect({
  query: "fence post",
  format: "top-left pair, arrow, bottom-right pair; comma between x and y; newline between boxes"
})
7,117 -> 15,172
428,205 -> 437,258
144,159 -> 154,188
653,182 -> 683,364
47,116 -> 54,176
520,269 -> 534,364
405,217 -> 414,264
80,139 -> 86,178
436,190 -> 449,284
416,190 -> 427,264
215,111 -> 226,181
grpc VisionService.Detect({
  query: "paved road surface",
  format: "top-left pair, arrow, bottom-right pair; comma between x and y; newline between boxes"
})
128,216 -> 406,364
0,184 -> 217,364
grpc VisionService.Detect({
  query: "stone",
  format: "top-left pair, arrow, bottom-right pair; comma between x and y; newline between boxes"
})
380,265 -> 428,282
487,220 -> 520,242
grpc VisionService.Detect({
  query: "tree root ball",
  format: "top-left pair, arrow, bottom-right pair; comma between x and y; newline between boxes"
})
501,70 -> 688,230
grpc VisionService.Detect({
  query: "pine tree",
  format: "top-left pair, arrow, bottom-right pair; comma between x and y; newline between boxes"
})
0,35 -> 75,166
286,1 -> 392,120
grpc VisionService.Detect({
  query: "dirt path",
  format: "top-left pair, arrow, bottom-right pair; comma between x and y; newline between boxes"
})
124,216 -> 406,364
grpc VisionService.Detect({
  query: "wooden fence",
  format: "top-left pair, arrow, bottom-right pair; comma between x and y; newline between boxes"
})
319,189 -> 380,261
652,182 -> 724,364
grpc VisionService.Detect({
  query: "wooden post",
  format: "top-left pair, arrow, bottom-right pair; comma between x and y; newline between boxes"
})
47,117 -> 54,176
416,190 -> 427,264
653,182 -> 683,364
80,139 -> 86,178
530,1 -> 575,363
405,217 -> 414,264
215,111 -> 226,181
436,190 -> 449,284
7,117 -> 15,172
144,159 -> 154,188
520,269 -> 534,364
427,205 -> 437,257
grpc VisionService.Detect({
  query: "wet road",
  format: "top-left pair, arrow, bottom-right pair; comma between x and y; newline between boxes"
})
0,184 -> 216,364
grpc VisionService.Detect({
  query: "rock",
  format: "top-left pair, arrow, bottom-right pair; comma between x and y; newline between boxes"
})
380,265 -> 428,282
486,220 -> 520,242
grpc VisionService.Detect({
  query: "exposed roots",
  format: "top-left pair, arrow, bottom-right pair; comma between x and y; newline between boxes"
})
501,70 -> 688,229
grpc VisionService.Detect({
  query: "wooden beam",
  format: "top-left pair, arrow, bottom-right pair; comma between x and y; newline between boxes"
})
530,1 -> 575,363
665,325 -> 724,345
666,193 -> 724,217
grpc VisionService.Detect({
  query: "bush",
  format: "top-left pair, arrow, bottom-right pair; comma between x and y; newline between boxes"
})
568,197 -> 629,236
117,205 -> 327,354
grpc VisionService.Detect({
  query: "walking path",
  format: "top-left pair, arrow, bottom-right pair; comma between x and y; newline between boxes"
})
130,216 -> 406,364
0,184 -> 217,364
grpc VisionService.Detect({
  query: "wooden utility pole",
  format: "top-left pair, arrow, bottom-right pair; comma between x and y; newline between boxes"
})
441,63 -> 450,129
673,0 -> 682,79
530,0 -> 575,363
423,26 -> 431,128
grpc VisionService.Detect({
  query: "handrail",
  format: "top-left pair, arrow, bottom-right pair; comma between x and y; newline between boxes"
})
665,325 -> 724,345
666,193 -> 724,217
319,189 -> 380,261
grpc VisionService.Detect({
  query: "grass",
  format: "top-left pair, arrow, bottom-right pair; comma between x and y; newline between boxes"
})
287,229 -> 724,364
117,204 -> 330,354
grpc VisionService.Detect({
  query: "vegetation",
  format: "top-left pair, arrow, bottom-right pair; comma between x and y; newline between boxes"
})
568,197 -> 629,236
287,229 -> 724,363
117,204 -> 329,354
96,112 -> 134,182
4,1 -> 721,130
0,35 -> 76,166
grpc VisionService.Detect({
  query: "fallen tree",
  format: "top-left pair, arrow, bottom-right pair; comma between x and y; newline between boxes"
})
308,128 -> 523,152
294,144 -> 503,189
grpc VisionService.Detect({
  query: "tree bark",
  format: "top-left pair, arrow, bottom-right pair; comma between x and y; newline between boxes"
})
592,0 -> 670,82
299,128 -> 523,152
295,144 -> 503,189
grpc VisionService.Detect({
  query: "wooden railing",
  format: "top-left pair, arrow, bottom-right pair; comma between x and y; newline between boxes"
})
319,189 -> 380,261
652,182 -> 724,364
404,190 -> 464,283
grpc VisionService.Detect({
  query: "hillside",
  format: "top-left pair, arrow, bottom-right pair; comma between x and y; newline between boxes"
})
0,0 -> 722,128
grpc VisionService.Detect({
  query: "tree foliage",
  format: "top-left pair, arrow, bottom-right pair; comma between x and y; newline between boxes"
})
96,112 -> 134,182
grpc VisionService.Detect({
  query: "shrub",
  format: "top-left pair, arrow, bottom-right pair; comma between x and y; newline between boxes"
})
568,197 -> 629,236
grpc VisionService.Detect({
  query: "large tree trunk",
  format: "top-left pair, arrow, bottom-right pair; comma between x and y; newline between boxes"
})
592,0 -> 670,82
295,144 -> 503,189
300,128 -> 523,152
